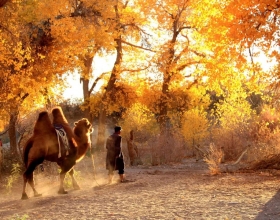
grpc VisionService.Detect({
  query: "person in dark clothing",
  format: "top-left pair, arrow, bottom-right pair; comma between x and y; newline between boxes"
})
106,126 -> 126,183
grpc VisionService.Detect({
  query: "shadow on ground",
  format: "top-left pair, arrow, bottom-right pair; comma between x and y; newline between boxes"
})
255,189 -> 280,220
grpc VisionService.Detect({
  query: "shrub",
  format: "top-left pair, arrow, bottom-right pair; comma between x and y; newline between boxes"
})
204,143 -> 224,175
4,163 -> 21,193
181,108 -> 210,157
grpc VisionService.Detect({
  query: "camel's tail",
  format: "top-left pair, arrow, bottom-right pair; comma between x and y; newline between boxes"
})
23,139 -> 33,167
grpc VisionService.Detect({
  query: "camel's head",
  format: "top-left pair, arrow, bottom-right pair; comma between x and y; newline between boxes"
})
73,118 -> 93,137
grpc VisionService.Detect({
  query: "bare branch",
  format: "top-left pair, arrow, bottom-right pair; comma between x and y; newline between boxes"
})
173,46 -> 189,64
123,0 -> 129,9
176,61 -> 201,72
178,26 -> 195,32
233,147 -> 249,165
189,49 -> 206,58
123,23 -> 150,36
248,46 -> 256,76
157,3 -> 174,19
88,71 -> 109,94
0,128 -> 9,136
187,78 -> 198,90
21,93 -> 29,101
0,24 -> 17,43
121,65 -> 150,73
121,39 -> 155,52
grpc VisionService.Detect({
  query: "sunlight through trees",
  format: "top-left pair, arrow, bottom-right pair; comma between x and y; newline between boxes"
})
0,0 -> 280,166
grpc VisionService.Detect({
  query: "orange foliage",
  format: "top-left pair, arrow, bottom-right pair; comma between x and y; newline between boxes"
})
1,0 -> 280,163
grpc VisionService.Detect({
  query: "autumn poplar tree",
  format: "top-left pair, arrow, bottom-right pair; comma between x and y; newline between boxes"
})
190,0 -> 279,95
0,1 -> 59,155
224,0 -> 280,99
147,0 -> 205,133
93,0 -> 153,150
0,0 -> 92,155
23,0 -> 153,151
185,0 -> 280,158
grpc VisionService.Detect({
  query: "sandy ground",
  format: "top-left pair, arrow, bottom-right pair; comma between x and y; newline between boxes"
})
0,157 -> 280,220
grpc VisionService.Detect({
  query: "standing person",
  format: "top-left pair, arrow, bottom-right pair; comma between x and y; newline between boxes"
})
106,126 -> 126,183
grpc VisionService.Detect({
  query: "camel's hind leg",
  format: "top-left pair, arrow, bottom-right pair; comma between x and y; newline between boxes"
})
21,160 -> 43,199
69,168 -> 80,190
21,175 -> 29,200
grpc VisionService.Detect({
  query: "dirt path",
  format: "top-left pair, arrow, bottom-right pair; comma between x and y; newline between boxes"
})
0,158 -> 280,220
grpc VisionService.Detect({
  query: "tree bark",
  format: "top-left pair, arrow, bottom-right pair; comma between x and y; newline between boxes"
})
81,55 -> 94,123
158,73 -> 172,133
96,105 -> 106,151
95,43 -> 122,151
8,112 -> 18,156
0,0 -> 9,7
95,4 -> 123,151
158,27 -> 177,134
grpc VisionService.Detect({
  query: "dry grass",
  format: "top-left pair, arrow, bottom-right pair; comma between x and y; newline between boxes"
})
204,143 -> 224,175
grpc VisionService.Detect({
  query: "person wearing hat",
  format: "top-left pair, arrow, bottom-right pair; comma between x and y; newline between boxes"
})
106,126 -> 126,183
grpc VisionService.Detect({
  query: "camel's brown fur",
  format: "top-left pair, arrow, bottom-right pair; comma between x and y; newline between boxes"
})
21,107 -> 93,200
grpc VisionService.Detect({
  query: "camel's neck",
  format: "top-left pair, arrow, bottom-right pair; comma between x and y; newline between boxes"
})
75,135 -> 91,162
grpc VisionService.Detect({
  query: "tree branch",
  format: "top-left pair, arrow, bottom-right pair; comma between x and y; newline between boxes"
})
123,23 -> 150,36
178,26 -> 195,32
0,128 -> 9,136
121,64 -> 150,73
157,3 -> 174,19
88,72 -> 109,95
189,49 -> 206,58
123,0 -> 129,9
248,46 -> 255,76
233,146 -> 249,165
121,39 -> 155,52
187,79 -> 198,90
173,46 -> 189,64
176,61 -> 201,72
0,24 -> 17,42
21,93 -> 29,101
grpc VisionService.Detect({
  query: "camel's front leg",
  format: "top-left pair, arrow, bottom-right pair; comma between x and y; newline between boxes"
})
58,171 -> 67,194
69,168 -> 80,190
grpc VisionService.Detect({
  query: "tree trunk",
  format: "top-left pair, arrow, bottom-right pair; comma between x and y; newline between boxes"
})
158,73 -> 172,134
8,112 -> 18,156
96,4 -> 123,151
95,51 -> 121,151
95,106 -> 106,151
158,33 -> 177,134
81,55 -> 94,123
0,0 -> 9,7
82,77 -> 93,122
